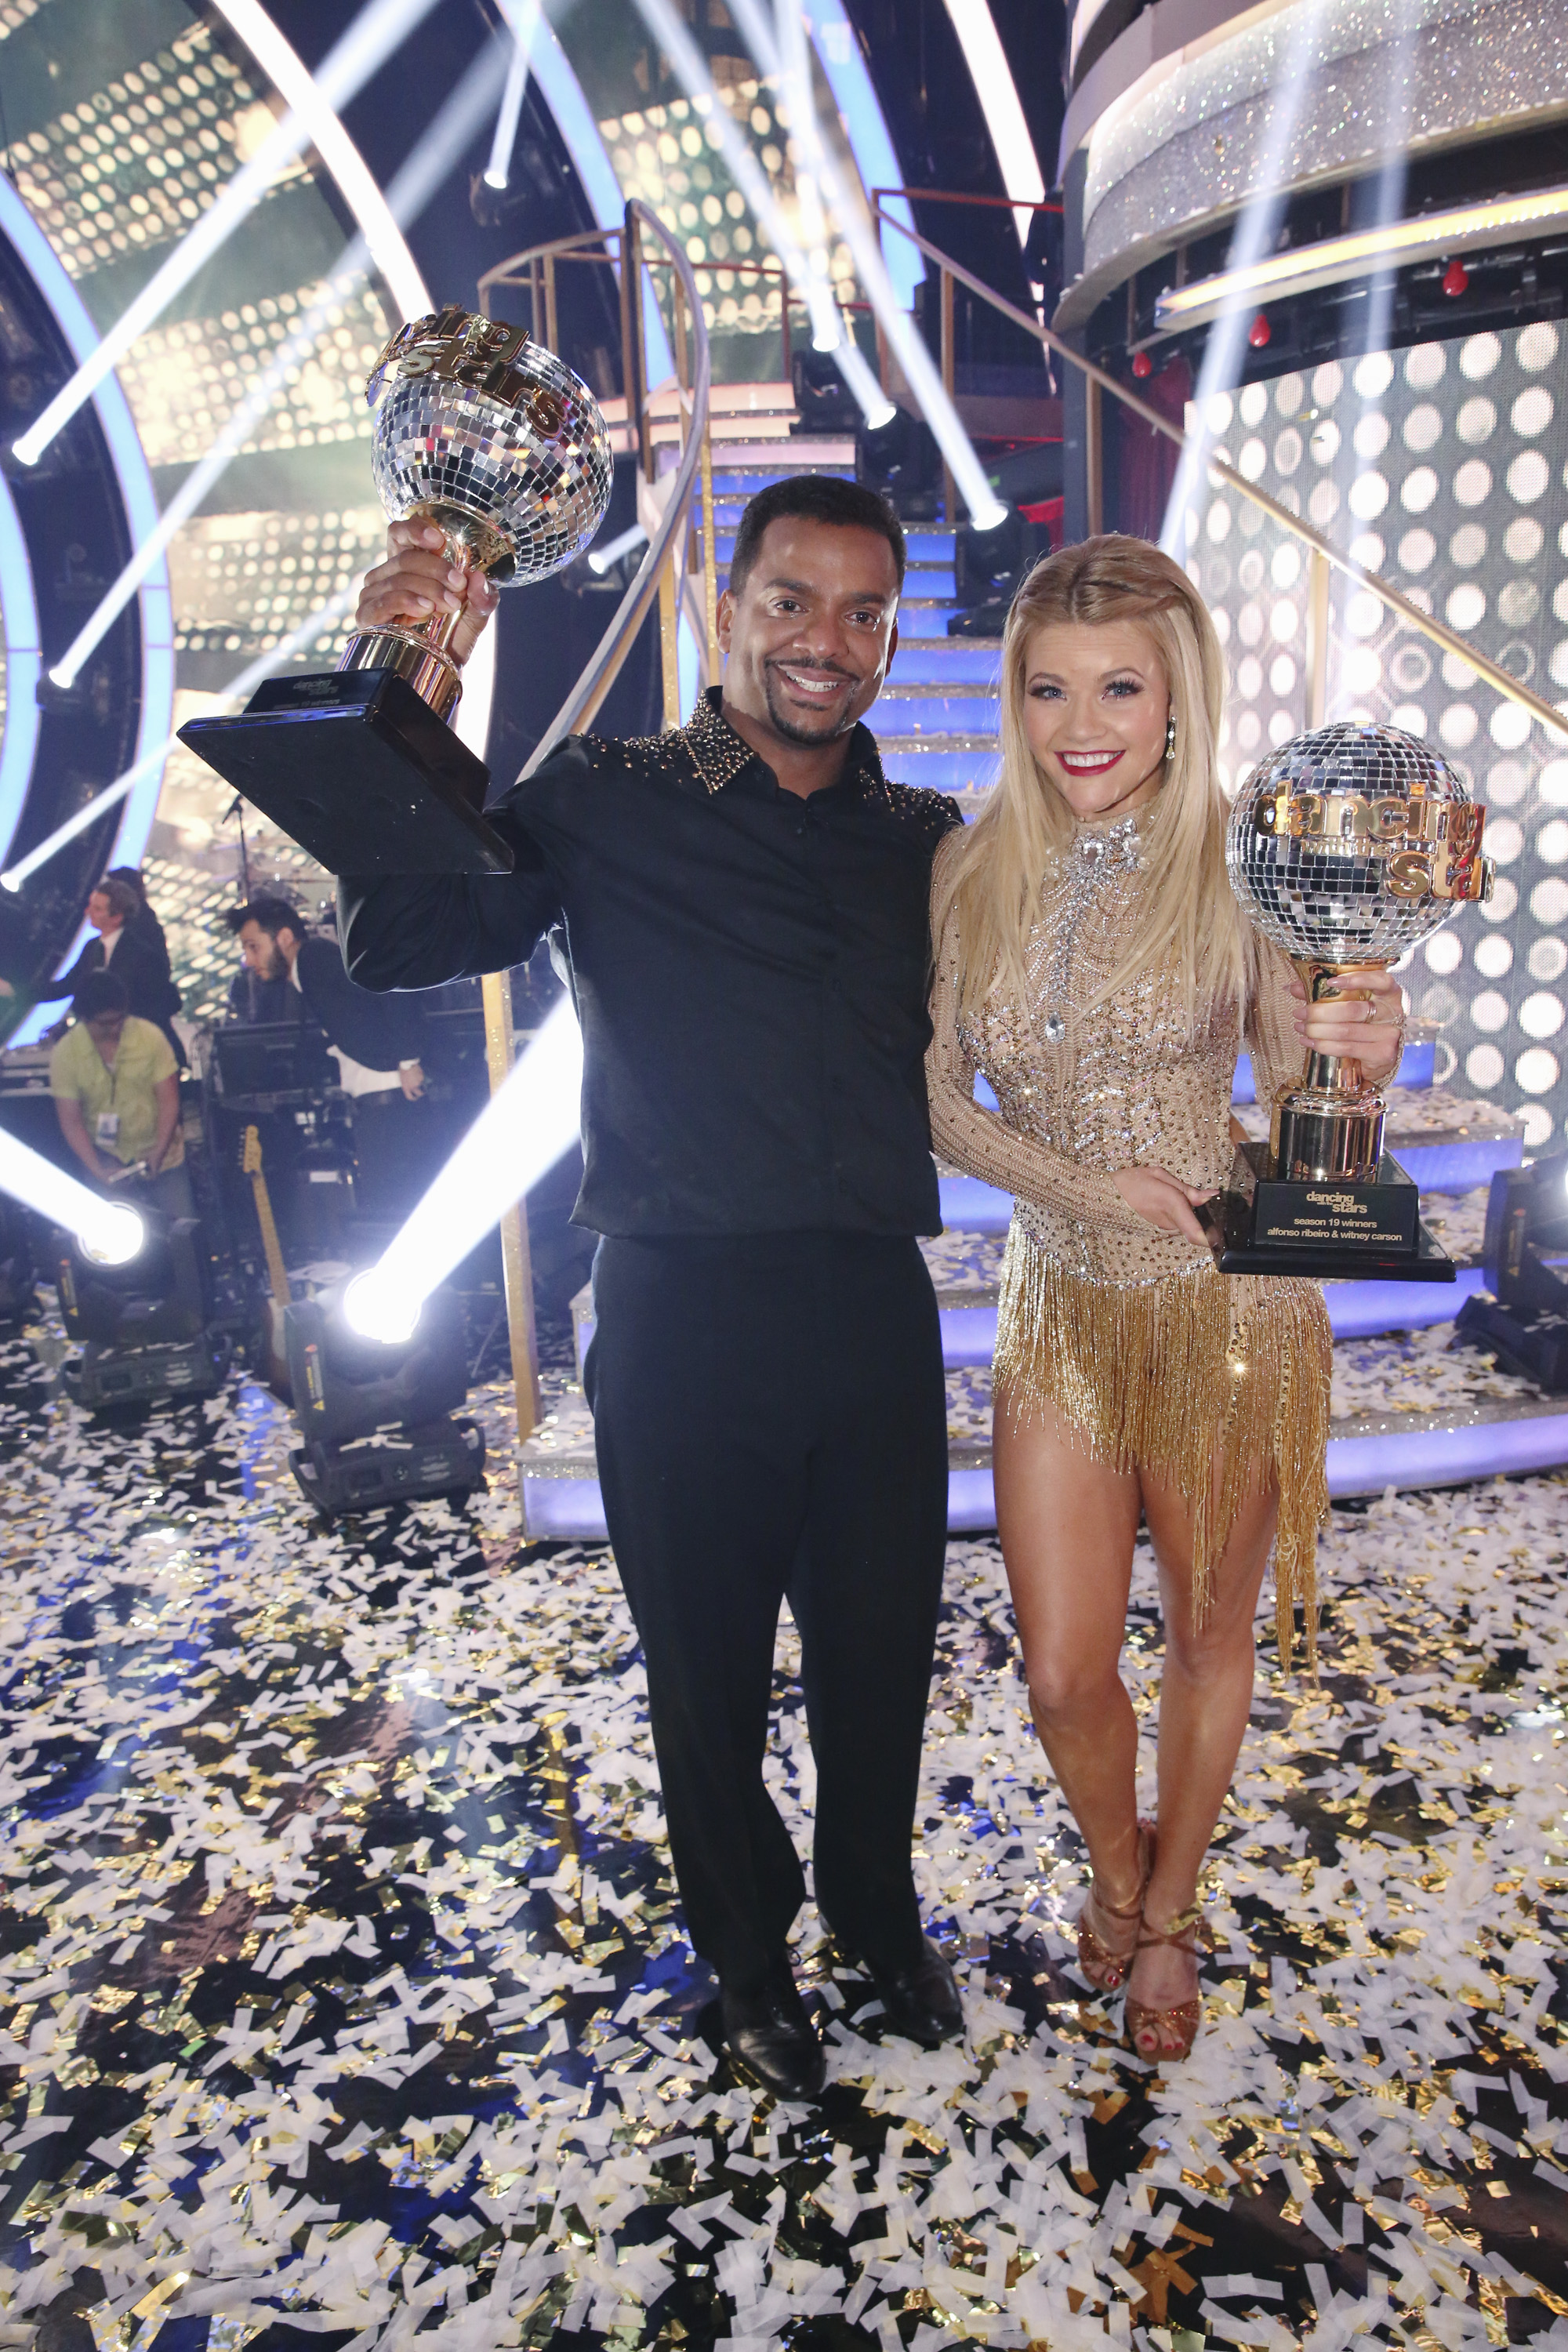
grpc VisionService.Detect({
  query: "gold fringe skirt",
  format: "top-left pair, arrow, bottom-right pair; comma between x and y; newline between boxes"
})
994,1227 -> 1332,1671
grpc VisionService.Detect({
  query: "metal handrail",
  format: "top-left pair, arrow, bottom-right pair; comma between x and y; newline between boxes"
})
478,200 -> 713,769
873,206 -> 1568,744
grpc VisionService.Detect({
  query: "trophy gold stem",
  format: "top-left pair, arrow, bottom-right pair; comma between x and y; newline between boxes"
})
337,516 -> 483,726
1267,957 -> 1388,1182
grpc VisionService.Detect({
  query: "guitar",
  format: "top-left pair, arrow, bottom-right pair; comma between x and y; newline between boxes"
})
241,1123 -> 292,1397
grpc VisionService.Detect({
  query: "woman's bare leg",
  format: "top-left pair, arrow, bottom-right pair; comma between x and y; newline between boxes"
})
993,1394 -> 1146,1949
1128,1467 -> 1279,2036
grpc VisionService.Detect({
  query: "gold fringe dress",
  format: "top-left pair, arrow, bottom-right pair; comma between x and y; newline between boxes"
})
927,811 -> 1333,1667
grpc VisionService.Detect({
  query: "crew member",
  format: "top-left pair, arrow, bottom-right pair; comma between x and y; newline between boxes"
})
49,970 -> 192,1219
224,898 -> 430,1219
34,877 -> 184,1061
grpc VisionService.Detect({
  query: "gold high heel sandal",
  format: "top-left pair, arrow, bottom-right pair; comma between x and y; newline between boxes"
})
1124,1903 -> 1210,2063
1076,1819 -> 1153,1994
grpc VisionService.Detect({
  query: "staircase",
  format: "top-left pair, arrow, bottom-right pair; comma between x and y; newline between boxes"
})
522,428 -> 1553,1541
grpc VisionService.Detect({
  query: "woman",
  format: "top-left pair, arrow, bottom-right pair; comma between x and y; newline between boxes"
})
926,537 -> 1403,2060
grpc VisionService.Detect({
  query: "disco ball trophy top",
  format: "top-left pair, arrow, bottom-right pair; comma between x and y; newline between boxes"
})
343,307 -> 615,727
1210,720 -> 1494,1279
175,307 -> 614,877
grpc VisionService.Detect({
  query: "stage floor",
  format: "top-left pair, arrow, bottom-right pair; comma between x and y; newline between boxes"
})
0,1338 -> 1564,2347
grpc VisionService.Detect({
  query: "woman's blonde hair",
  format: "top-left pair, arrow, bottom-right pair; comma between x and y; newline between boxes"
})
937,532 -> 1253,1027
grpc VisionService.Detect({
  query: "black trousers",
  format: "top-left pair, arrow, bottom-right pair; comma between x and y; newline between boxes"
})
584,1232 -> 949,1995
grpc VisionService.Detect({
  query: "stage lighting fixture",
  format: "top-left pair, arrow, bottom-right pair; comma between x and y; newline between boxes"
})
285,1279 -> 483,1517
0,1197 -> 37,1329
855,405 -> 938,514
346,996 -> 583,1345
830,339 -> 897,432
1454,1156 -> 1568,1391
0,1128 -> 151,1265
792,347 -> 863,435
56,1213 -> 230,1410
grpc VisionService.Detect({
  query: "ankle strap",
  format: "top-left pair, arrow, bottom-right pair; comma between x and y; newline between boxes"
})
1135,1904 -> 1207,1955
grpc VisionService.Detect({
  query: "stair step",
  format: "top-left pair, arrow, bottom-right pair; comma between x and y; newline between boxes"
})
886,644 -> 1001,683
872,693 -> 1001,735
877,750 -> 999,793
706,442 -> 855,482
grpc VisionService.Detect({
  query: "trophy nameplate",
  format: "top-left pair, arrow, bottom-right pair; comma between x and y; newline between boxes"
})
1200,1142 -> 1454,1280
176,306 -> 614,877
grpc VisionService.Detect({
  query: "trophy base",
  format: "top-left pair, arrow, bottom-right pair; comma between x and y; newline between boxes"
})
1199,1142 -> 1457,1281
177,667 -> 514,877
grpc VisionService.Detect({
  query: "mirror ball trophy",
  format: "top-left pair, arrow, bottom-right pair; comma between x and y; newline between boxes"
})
179,306 -> 615,876
1204,720 -> 1494,1280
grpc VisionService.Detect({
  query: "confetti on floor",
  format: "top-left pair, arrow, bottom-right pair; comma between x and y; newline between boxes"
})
0,1330 -> 1565,2349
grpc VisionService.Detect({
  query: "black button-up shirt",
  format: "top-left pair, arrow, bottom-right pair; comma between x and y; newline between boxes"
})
339,688 -> 963,1237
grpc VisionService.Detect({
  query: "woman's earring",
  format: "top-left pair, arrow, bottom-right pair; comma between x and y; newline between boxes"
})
1164,709 -> 1177,761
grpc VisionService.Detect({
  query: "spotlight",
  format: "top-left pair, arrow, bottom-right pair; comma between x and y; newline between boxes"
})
284,1279 -> 483,1517
1131,349 -> 1153,379
1248,311 -> 1272,349
0,1196 -> 37,1330
1443,257 -> 1470,298
357,995 -> 582,1334
78,1203 -> 146,1269
278,997 -> 583,1514
791,347 -> 862,434
342,1269 -> 422,1346
0,1128 -> 152,1270
1454,1156 -> 1568,1388
855,403 -> 938,517
56,1210 -> 229,1410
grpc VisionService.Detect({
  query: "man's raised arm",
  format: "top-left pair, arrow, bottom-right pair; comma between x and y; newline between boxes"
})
336,521 -> 561,993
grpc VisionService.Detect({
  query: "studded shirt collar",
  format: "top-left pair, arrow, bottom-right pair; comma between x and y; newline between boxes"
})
680,686 -> 887,802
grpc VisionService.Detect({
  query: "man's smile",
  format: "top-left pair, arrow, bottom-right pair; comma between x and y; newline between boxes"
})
770,661 -> 857,702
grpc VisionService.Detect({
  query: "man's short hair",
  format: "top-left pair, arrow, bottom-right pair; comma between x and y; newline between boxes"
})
106,866 -> 149,908
728,474 -> 906,599
224,895 -> 305,942
74,971 -> 129,1021
91,876 -> 140,922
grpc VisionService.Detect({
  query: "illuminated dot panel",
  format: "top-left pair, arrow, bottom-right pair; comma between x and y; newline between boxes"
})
1190,325 -> 1568,1146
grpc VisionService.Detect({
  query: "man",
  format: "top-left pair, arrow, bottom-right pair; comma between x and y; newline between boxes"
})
33,877 -> 183,1059
340,475 -> 964,2100
225,898 -> 430,1220
49,969 -> 193,1220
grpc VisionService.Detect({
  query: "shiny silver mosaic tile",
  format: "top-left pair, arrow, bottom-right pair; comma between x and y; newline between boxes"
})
1080,0 -> 1568,289
1228,720 -> 1475,964
370,341 -> 613,586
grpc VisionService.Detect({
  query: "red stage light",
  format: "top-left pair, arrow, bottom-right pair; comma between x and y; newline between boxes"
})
1443,258 -> 1470,298
1131,349 -> 1152,379
1248,313 -> 1272,349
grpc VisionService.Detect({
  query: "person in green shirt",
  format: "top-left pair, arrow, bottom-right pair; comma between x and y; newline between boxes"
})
49,971 -> 194,1221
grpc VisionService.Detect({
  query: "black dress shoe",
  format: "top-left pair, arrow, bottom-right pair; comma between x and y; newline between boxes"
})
720,1969 -> 826,2101
866,1936 -> 964,2048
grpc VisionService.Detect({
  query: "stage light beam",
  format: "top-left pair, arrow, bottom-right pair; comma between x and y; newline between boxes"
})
630,0 -> 1005,524
3,585 -> 360,895
0,1130 -> 145,1265
343,997 -> 584,1343
484,0 -> 539,188
12,0 -> 443,470
45,35 -> 509,695
587,523 -> 649,575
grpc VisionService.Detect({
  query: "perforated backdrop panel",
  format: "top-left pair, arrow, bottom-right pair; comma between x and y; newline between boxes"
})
1185,325 -> 1568,1146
